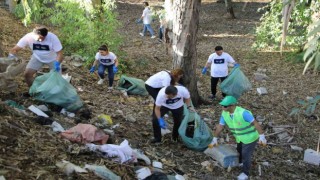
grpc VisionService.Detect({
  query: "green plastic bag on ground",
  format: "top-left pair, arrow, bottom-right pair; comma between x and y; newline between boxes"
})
220,67 -> 252,99
116,75 -> 148,96
178,104 -> 213,151
29,71 -> 83,112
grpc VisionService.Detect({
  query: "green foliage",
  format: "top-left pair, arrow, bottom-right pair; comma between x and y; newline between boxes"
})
290,95 -> 320,117
13,0 -> 123,69
303,19 -> 320,74
253,0 -> 314,50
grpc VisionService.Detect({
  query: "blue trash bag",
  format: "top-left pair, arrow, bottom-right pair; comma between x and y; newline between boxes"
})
220,66 -> 252,99
178,104 -> 213,151
29,71 -> 83,112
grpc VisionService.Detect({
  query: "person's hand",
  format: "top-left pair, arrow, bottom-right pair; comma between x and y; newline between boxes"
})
208,137 -> 218,148
7,53 -> 17,60
187,106 -> 195,112
54,61 -> 61,72
113,66 -> 118,73
201,67 -> 207,75
258,134 -> 267,146
136,18 -> 142,24
90,66 -> 95,73
234,63 -> 240,68
158,117 -> 167,129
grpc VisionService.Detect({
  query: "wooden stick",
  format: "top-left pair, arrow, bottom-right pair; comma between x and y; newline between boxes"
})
317,132 -> 320,154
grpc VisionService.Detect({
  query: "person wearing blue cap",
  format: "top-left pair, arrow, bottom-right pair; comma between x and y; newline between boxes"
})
209,96 -> 267,180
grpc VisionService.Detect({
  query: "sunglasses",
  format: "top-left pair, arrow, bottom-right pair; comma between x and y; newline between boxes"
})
222,105 -> 229,108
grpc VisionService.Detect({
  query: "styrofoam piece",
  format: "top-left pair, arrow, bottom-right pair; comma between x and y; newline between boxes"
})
136,167 -> 151,180
161,128 -> 171,135
257,87 -> 268,95
28,105 -> 49,117
152,161 -> 163,169
175,174 -> 185,180
62,73 -> 72,83
204,144 -> 239,168
303,149 -> 320,165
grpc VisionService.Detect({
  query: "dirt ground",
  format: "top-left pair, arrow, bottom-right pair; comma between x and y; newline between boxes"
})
0,0 -> 320,179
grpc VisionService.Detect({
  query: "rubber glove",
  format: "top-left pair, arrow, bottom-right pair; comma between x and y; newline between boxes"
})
113,66 -> 118,73
201,67 -> 207,75
158,117 -> 167,129
208,137 -> 218,148
234,63 -> 240,68
258,134 -> 267,146
54,61 -> 61,72
8,53 -> 17,60
90,66 -> 95,73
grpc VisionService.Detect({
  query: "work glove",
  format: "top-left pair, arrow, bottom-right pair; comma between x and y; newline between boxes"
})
187,106 -> 195,112
208,137 -> 218,148
54,61 -> 61,72
234,63 -> 240,68
90,66 -> 96,73
201,67 -> 207,75
8,53 -> 17,60
158,117 -> 167,129
113,66 -> 118,73
258,134 -> 267,146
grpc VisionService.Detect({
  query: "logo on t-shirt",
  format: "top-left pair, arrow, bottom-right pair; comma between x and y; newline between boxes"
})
214,58 -> 225,64
33,44 -> 50,51
100,59 -> 112,64
166,97 -> 182,104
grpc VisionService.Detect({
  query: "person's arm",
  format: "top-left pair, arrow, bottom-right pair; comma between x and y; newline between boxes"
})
114,58 -> 118,67
154,105 -> 161,119
214,124 -> 224,137
252,120 -> 264,134
204,62 -> 211,68
9,45 -> 23,56
56,50 -> 63,63
92,59 -> 99,67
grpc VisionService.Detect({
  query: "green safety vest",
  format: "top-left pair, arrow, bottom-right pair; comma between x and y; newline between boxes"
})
222,106 -> 259,144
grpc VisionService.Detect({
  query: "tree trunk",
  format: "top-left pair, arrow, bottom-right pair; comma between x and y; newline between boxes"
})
6,0 -> 17,13
225,0 -> 235,19
171,0 -> 201,106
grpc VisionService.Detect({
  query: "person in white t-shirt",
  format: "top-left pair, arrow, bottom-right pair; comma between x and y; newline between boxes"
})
89,45 -> 118,90
151,85 -> 194,144
201,46 -> 239,99
9,26 -> 63,87
139,2 -> 156,39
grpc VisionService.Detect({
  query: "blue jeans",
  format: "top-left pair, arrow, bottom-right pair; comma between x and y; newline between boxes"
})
237,140 -> 258,176
98,64 -> 114,87
142,24 -> 154,36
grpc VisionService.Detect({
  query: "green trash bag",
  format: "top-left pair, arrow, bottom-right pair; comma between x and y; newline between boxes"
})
220,67 -> 252,99
178,104 -> 213,151
29,71 -> 83,112
116,75 -> 148,96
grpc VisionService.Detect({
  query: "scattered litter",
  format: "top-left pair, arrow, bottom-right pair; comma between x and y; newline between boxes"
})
254,72 -> 269,81
204,144 -> 239,168
290,145 -> 303,152
283,91 -> 287,95
5,100 -> 25,110
132,149 -> 151,165
135,167 -> 152,180
258,164 -> 262,176
261,161 -> 270,166
60,108 -> 75,117
62,73 -> 72,83
120,90 -> 128,98
306,96 -> 313,101
84,164 -> 120,180
0,176 -> 5,180
103,129 -> 115,136
174,174 -> 185,180
273,127 -> 290,142
61,124 -> 109,144
303,149 -> 320,165
55,160 -> 87,176
77,87 -> 84,92
256,115 -> 265,122
257,87 -> 268,95
111,123 -> 120,129
161,128 -> 171,136
28,105 -> 49,117
51,121 -> 65,132
36,105 -> 49,112
86,139 -> 135,164
152,161 -> 163,169
115,109 -> 124,116
98,114 -> 113,125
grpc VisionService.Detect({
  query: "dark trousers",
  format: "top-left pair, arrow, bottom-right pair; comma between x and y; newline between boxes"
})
145,84 -> 162,101
152,106 -> 184,141
210,76 -> 227,97
237,140 -> 258,176
98,64 -> 114,87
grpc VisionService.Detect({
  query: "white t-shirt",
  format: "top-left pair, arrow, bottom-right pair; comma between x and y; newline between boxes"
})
145,71 -> 171,88
142,7 -> 152,24
17,32 -> 62,63
95,52 -> 117,66
155,86 -> 190,109
207,52 -> 235,77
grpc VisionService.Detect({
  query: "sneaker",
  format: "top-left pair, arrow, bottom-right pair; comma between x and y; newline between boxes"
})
139,33 -> 144,36
150,139 -> 161,144
97,79 -> 104,85
151,35 -> 156,39
238,163 -> 243,167
237,172 -> 248,180
108,87 -> 113,90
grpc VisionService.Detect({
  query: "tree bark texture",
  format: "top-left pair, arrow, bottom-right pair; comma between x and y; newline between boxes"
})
225,0 -> 235,19
172,0 -> 201,106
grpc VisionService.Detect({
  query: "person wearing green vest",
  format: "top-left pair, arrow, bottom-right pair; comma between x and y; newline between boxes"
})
209,96 -> 267,180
